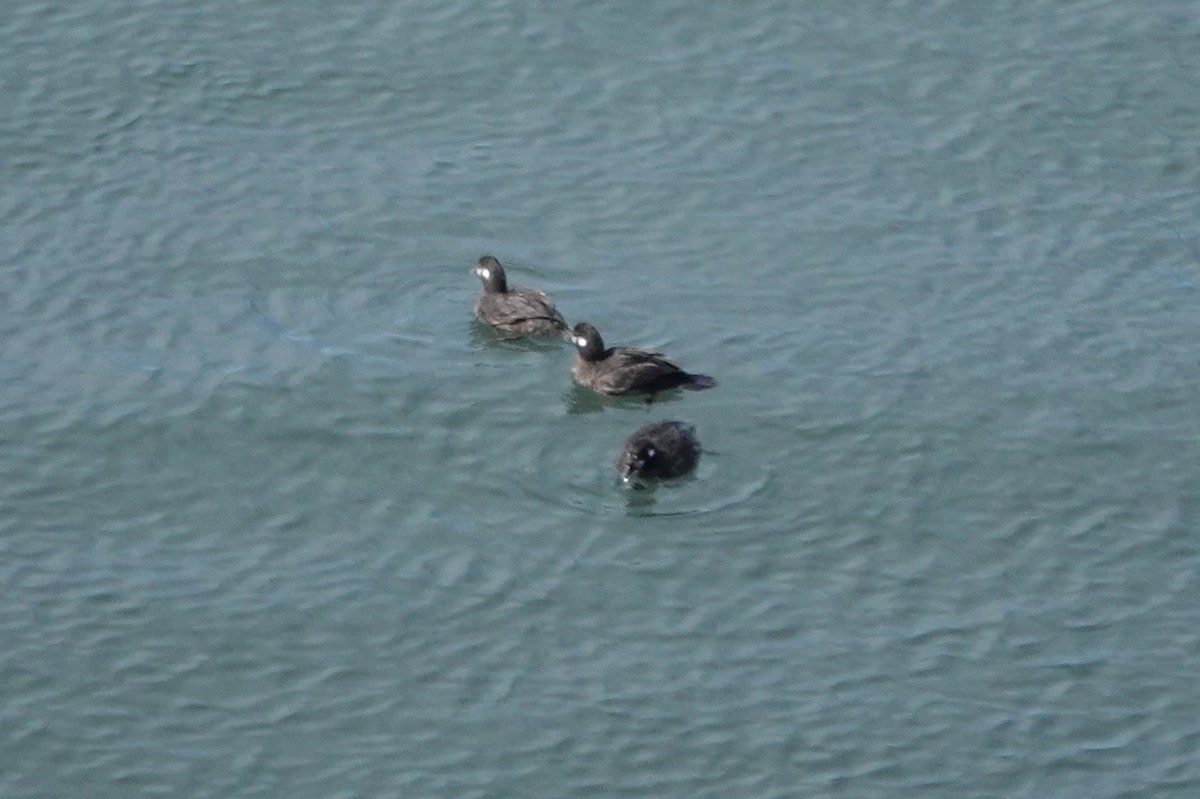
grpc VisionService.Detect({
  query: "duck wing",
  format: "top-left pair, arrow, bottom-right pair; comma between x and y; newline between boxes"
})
602,347 -> 692,393
608,346 -> 680,371
476,287 -> 567,330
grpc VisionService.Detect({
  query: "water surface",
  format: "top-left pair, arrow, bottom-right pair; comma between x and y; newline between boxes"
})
3,0 -> 1200,796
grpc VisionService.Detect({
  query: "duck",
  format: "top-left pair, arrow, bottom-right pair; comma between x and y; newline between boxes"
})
617,420 -> 701,483
567,321 -> 716,396
472,255 -> 568,337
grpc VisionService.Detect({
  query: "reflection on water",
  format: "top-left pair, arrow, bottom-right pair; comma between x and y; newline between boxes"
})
562,384 -> 691,415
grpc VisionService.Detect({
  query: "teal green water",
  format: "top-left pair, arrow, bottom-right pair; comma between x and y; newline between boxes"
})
4,1 -> 1200,796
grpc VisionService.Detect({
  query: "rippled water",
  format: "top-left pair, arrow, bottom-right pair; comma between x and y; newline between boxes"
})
4,0 -> 1200,796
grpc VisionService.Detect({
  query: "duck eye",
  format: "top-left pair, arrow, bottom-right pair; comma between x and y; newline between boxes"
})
645,447 -> 656,459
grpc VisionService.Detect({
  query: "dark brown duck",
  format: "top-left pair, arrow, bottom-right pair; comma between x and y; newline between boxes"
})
472,255 -> 568,337
617,420 -> 701,483
568,321 -> 716,396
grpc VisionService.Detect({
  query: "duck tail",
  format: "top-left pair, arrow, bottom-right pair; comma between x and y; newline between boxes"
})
682,373 -> 717,391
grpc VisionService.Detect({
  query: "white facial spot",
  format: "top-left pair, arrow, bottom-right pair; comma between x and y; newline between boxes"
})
574,336 -> 588,347
479,268 -> 490,279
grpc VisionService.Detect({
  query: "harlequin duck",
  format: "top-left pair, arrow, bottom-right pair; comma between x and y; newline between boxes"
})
617,420 -> 701,483
472,255 -> 568,337
568,322 -> 716,396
